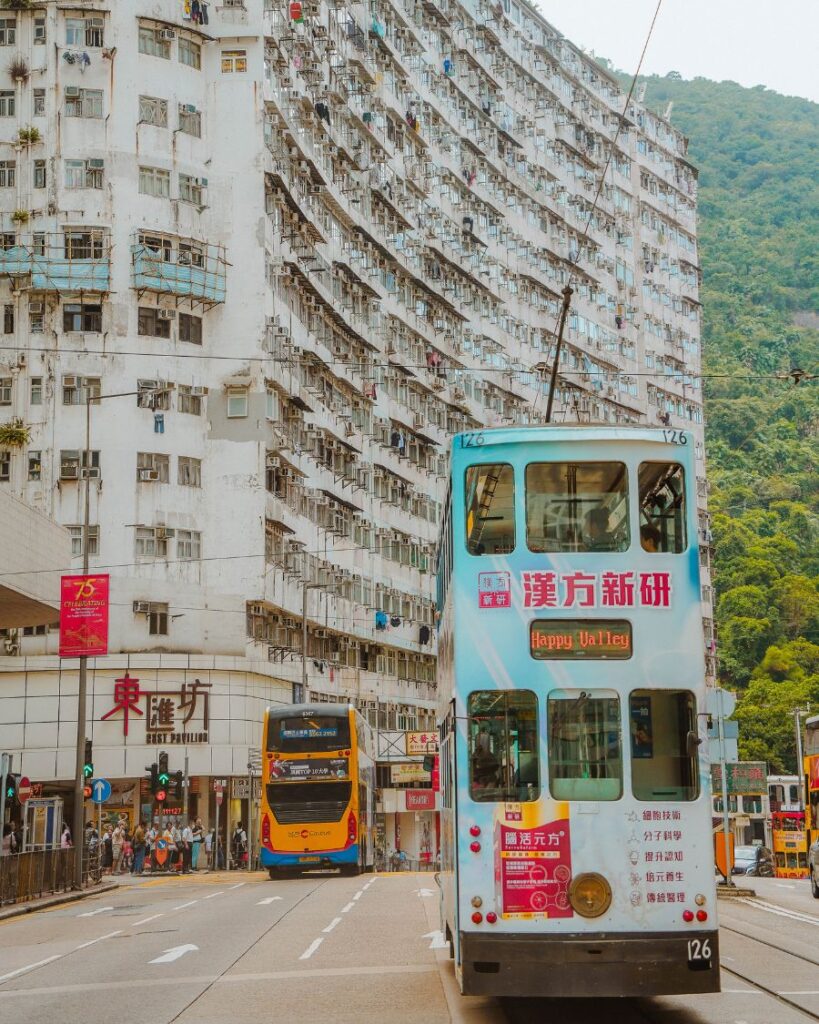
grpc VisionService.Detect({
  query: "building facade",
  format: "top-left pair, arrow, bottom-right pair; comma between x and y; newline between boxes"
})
0,0 -> 710,853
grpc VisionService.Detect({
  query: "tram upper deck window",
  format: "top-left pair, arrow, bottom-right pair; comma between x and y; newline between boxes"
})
467,690 -> 539,802
465,464 -> 515,555
547,691 -> 622,801
630,691 -> 700,801
638,463 -> 686,553
526,462 -> 629,553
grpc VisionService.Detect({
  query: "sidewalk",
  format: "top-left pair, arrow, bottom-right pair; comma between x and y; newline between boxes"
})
0,878 -> 119,923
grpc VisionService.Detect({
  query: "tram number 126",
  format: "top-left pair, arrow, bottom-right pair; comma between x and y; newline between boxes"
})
687,938 -> 712,966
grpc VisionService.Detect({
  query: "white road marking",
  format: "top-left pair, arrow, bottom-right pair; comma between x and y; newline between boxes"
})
149,944 -> 199,965
299,938 -> 323,960
775,883 -> 795,889
173,900 -> 198,910
322,917 -> 342,933
77,906 -> 114,918
721,955 -> 735,961
76,930 -> 123,950
340,902 -> 355,913
734,897 -> 819,927
721,990 -> 761,995
422,930 -> 448,949
780,991 -> 819,995
352,890 -> 364,901
257,896 -> 283,905
202,891 -> 224,900
412,888 -> 435,898
132,914 -> 163,927
0,955 -> 62,985
228,882 -> 245,890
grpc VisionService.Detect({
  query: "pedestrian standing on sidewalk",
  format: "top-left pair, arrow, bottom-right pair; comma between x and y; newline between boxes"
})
204,827 -> 213,869
2,823 -> 13,855
101,826 -> 113,874
111,822 -> 124,873
145,822 -> 157,872
231,822 -> 247,870
132,821 -> 146,875
181,820 -> 194,873
170,820 -> 183,873
191,818 -> 204,871
61,823 -> 72,849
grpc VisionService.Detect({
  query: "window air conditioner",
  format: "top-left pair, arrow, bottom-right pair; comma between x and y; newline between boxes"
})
159,29 -> 176,40
138,468 -> 160,481
63,375 -> 78,387
266,454 -> 280,468
157,309 -> 176,320
249,603 -> 265,616
88,159 -> 105,169
65,87 -> 80,97
81,466 -> 101,479
155,527 -> 175,539
191,386 -> 207,396
183,104 -> 197,114
61,465 -> 80,480
282,618 -> 297,629
133,601 -> 151,615
29,302 -> 44,314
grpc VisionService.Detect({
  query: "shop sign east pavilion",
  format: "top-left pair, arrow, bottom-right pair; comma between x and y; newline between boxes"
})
100,673 -> 211,744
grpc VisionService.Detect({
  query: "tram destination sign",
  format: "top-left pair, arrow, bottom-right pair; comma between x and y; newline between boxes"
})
530,619 -> 632,660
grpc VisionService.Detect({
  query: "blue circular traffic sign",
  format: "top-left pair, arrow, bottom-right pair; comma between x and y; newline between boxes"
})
90,778 -> 111,803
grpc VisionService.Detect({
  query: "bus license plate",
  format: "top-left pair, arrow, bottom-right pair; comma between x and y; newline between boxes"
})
299,856 -> 320,863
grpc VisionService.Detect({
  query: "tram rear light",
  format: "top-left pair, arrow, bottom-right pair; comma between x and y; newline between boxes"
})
682,910 -> 694,922
470,841 -> 481,853
346,810 -> 357,846
568,873 -> 612,918
469,825 -> 480,837
486,912 -> 497,924
471,896 -> 482,908
695,894 -> 706,906
696,910 -> 708,922
471,911 -> 483,924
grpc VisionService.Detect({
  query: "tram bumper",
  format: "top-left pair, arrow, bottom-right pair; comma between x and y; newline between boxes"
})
459,929 -> 720,997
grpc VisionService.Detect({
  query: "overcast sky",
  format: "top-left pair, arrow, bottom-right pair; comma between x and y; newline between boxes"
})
534,1 -> 819,104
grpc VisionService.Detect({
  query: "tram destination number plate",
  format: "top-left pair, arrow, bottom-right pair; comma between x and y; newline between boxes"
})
530,619 -> 632,660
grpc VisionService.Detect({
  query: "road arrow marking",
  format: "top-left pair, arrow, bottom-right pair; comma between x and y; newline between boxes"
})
413,888 -> 436,898
78,906 -> 113,917
422,930 -> 448,949
149,944 -> 199,964
257,896 -> 283,905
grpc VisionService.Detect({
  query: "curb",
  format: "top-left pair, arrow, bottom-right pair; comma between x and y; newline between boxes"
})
717,884 -> 756,898
0,879 -> 119,922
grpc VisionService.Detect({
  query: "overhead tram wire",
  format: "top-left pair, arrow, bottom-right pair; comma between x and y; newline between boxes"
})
535,0 -> 666,421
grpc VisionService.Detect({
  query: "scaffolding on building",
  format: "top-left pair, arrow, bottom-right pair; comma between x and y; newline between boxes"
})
130,231 -> 228,309
0,232 -> 111,292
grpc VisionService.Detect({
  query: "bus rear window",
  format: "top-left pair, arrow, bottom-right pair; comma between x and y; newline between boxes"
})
638,463 -> 687,553
468,690 -> 539,802
629,691 -> 699,801
267,715 -> 351,753
465,464 -> 515,555
547,691 -> 622,801
526,462 -> 629,552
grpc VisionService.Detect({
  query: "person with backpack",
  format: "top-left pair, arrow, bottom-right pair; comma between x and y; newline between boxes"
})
231,822 -> 247,870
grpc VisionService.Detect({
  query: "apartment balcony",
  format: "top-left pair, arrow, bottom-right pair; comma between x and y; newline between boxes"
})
130,231 -> 227,308
0,232 -> 110,292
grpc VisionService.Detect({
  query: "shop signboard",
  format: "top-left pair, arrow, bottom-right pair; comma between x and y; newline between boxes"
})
710,761 -> 767,795
59,574 -> 109,657
405,790 -> 435,811
391,763 -> 430,785
406,732 -> 438,756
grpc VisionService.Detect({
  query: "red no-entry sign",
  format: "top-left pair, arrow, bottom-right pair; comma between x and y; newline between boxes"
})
17,776 -> 32,803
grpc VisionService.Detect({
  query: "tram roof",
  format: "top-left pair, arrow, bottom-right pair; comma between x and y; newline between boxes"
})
451,425 -> 683,450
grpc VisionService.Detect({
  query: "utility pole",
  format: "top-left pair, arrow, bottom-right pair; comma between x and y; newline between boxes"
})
793,706 -> 811,811
0,752 -> 11,858
182,750 -> 189,820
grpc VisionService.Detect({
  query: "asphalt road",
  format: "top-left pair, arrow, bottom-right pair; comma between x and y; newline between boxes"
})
0,871 -> 816,1024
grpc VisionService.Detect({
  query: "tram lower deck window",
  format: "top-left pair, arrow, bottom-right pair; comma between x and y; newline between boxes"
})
467,690 -> 539,802
547,691 -> 622,801
630,690 -> 699,801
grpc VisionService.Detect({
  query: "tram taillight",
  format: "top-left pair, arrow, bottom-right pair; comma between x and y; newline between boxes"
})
469,825 -> 481,837
682,910 -> 694,922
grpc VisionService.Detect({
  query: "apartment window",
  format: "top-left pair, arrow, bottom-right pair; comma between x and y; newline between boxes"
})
33,89 -> 45,116
66,17 -> 104,48
138,233 -> 172,262
221,49 -> 247,73
34,18 -> 45,44
0,451 -> 9,482
64,88 -> 103,119
139,95 -> 168,127
29,377 -> 43,404
148,602 -> 169,636
138,306 -> 172,339
179,173 -> 205,206
178,456 -> 201,487
0,19 -> 16,46
139,25 -> 172,59
64,230 -> 105,259
179,36 -> 201,69
0,91 -> 13,117
178,241 -> 204,268
0,376 -> 11,405
178,104 -> 201,137
175,312 -> 202,345
177,529 -> 201,560
27,450 -> 41,480
136,452 -> 170,483
137,380 -> 171,410
32,233 -> 45,256
0,233 -> 14,250
3,304 -> 12,334
64,160 -> 87,189
226,388 -> 248,418
60,450 -> 100,479
139,166 -> 170,198
63,303 -> 102,333
29,299 -> 44,333
33,160 -> 46,189
178,384 -> 203,415
135,527 -> 168,558
0,160 -> 15,187
62,375 -> 101,405
68,525 -> 100,557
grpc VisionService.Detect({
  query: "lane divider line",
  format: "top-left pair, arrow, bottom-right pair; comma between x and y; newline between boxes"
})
322,917 -> 342,934
340,902 -> 355,913
77,906 -> 114,918
173,901 -> 199,910
257,897 -> 283,905
228,883 -> 246,890
202,891 -> 224,900
353,891 -> 364,901
734,898 -> 819,927
0,956 -> 62,985
299,938 -> 323,960
132,914 -> 163,927
75,930 -> 123,950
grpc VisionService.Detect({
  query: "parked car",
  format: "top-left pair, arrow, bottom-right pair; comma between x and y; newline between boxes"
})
809,836 -> 819,898
732,845 -> 773,876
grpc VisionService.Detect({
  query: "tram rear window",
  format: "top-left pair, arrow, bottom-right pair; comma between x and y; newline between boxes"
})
467,690 -> 539,803
465,464 -> 515,555
629,691 -> 699,801
526,462 -> 629,553
638,463 -> 687,553
267,715 -> 350,753
547,691 -> 622,801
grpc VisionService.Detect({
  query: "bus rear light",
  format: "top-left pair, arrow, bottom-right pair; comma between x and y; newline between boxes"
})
471,911 -> 483,924
486,912 -> 497,924
469,825 -> 481,837
261,813 -> 272,849
346,810 -> 357,846
470,841 -> 481,853
696,910 -> 708,922
682,910 -> 694,922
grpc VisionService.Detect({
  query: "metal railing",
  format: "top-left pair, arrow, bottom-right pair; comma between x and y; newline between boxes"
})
0,846 -> 101,906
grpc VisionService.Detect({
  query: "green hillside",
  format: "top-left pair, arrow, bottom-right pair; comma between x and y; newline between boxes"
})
633,75 -> 819,770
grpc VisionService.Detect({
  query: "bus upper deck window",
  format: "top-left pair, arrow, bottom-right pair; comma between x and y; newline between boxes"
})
547,691 -> 622,801
638,463 -> 686,553
526,462 -> 629,553
630,690 -> 699,801
467,690 -> 539,803
465,464 -> 515,555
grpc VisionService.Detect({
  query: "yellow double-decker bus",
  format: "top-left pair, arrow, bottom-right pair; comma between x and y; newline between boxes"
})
260,704 -> 376,877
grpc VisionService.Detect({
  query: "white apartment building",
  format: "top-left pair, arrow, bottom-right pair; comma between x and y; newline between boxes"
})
0,0 -> 711,839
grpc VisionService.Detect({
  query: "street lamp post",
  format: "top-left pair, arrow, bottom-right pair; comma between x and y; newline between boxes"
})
71,387 -> 165,888
793,706 -> 811,811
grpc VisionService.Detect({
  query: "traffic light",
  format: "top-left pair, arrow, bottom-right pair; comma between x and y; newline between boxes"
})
173,771 -> 184,801
83,738 -> 94,781
147,762 -> 159,797
4,773 -> 19,803
156,751 -> 169,804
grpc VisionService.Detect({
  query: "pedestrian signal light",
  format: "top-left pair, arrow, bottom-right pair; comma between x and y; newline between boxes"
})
5,774 -> 19,802
83,738 -> 93,779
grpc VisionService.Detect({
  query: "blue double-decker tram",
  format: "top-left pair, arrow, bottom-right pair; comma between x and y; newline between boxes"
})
436,425 -> 719,997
